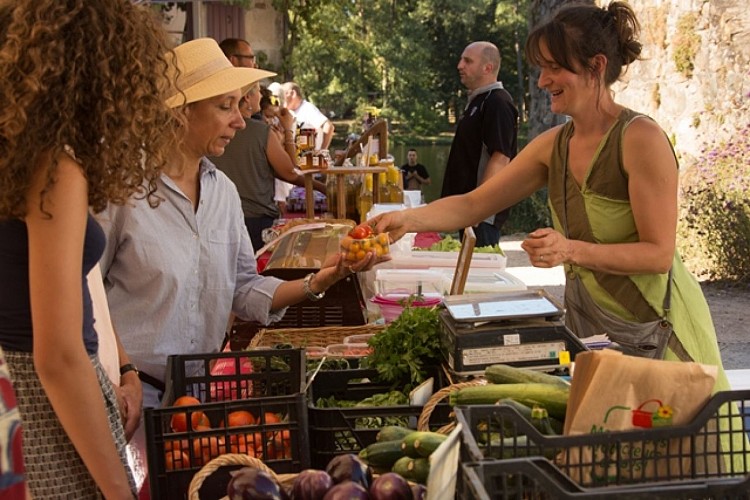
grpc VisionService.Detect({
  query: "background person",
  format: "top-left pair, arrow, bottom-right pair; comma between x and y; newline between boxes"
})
219,37 -> 258,68
372,2 -> 730,391
282,81 -> 335,150
440,41 -> 518,247
211,82 -> 326,250
0,1 -> 176,497
400,148 -> 431,192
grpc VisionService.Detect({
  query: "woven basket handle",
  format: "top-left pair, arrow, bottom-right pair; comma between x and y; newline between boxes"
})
417,378 -> 487,433
188,453 -> 278,500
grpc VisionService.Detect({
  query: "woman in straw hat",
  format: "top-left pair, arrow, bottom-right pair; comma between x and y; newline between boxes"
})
95,38 -> 377,410
0,1 -> 178,498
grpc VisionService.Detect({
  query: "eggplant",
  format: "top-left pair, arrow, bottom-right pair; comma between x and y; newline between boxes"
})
325,454 -> 373,489
291,469 -> 334,499
369,473 -> 413,500
227,467 -> 289,500
410,484 -> 427,500
323,481 -> 370,500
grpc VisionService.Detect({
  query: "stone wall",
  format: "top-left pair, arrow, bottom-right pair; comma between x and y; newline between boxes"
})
611,0 -> 750,163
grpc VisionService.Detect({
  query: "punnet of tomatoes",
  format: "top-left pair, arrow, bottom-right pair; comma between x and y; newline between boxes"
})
340,223 -> 390,264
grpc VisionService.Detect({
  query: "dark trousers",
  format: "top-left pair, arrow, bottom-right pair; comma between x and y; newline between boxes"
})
245,215 -> 276,252
461,221 -> 501,247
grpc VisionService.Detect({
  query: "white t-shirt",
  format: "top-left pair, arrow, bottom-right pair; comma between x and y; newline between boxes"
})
291,100 -> 328,150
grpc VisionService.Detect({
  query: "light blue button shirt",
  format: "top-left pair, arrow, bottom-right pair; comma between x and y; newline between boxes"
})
96,158 -> 285,384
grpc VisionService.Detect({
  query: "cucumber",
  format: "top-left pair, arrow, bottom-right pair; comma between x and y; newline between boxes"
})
450,383 -> 569,420
376,425 -> 414,443
400,431 -> 447,458
359,440 -> 405,468
530,406 -> 558,436
485,364 -> 569,388
392,456 -> 430,484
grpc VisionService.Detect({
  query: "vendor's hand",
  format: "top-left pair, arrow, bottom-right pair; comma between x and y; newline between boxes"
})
116,371 -> 143,442
370,211 -> 409,242
520,227 -> 569,268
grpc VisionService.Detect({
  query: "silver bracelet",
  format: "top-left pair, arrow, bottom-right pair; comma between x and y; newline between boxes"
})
302,272 -> 325,301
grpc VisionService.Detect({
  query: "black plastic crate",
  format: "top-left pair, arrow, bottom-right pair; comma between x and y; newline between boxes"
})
307,368 -> 453,469
163,348 -> 305,403
145,394 -> 309,500
460,459 -> 750,499
454,389 -> 750,494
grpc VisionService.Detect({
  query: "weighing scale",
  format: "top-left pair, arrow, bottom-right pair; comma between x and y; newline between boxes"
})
439,289 -> 589,376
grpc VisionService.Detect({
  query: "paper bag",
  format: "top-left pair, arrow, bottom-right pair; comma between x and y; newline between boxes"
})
561,350 -> 718,485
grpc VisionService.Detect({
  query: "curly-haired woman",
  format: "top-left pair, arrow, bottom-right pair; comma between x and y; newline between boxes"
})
0,1 -> 178,497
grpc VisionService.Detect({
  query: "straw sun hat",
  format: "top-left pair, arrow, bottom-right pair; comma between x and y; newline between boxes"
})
165,38 -> 276,108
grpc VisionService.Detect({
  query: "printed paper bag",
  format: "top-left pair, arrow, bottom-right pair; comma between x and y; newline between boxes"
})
561,350 -> 717,485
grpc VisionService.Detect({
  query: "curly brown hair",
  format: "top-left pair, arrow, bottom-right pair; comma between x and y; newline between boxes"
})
0,0 -> 180,218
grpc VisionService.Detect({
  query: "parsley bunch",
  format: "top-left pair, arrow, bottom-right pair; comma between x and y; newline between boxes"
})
366,302 -> 443,388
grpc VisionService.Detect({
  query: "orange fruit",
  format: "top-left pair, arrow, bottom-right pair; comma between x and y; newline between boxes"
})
191,429 -> 227,466
262,412 -> 282,424
225,410 -> 256,428
170,396 -> 209,432
165,449 -> 189,471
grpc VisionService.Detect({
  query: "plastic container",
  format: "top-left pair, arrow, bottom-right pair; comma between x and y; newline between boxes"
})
374,268 -> 446,299
145,394 -> 309,500
371,294 -> 442,323
307,368 -> 452,469
340,232 -> 390,264
431,268 -> 526,295
325,343 -> 372,358
388,249 -> 507,270
145,349 -> 309,499
454,389 -> 750,496
162,349 -> 305,403
343,333 -> 376,344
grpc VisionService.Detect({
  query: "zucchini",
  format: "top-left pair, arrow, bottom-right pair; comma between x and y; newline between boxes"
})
400,431 -> 447,458
484,364 -> 569,388
530,405 -> 558,436
359,439 -> 405,468
392,456 -> 430,484
376,425 -> 414,443
450,383 -> 569,420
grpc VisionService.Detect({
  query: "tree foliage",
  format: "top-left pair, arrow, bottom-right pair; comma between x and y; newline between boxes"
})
269,0 -> 531,136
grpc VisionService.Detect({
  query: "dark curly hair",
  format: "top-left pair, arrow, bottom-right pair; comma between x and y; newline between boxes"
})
0,0 -> 180,218
525,1 -> 642,86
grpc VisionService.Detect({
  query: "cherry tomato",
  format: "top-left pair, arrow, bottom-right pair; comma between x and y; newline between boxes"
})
349,226 -> 369,239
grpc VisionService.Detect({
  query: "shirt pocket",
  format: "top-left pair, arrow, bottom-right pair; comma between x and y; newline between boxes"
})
206,229 -> 241,290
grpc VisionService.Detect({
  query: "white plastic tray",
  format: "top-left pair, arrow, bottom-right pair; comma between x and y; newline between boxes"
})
387,250 -> 507,270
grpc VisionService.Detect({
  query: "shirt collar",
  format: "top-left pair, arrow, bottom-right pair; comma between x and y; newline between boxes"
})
467,81 -> 504,107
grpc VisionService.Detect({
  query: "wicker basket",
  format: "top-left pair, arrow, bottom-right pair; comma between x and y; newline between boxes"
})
248,324 -> 385,349
188,454 -> 297,500
417,378 -> 488,434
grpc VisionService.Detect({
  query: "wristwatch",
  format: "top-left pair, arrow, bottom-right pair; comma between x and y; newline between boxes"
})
119,363 -> 139,377
303,272 -> 325,301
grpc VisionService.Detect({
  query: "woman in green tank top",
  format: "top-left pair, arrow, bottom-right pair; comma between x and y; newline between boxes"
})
371,2 -> 727,379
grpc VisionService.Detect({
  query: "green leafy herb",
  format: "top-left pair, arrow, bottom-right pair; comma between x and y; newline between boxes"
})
365,303 -> 442,387
414,234 -> 505,255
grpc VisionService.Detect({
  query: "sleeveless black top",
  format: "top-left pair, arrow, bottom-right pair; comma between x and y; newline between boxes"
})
0,214 -> 104,354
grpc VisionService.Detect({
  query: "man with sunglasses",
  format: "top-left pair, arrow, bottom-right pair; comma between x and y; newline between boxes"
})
219,38 -> 257,68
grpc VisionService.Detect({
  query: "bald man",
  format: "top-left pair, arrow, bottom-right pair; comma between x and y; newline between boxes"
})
441,41 -> 519,246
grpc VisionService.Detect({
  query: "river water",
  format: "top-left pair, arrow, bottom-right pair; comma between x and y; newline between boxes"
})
390,144 -> 451,203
